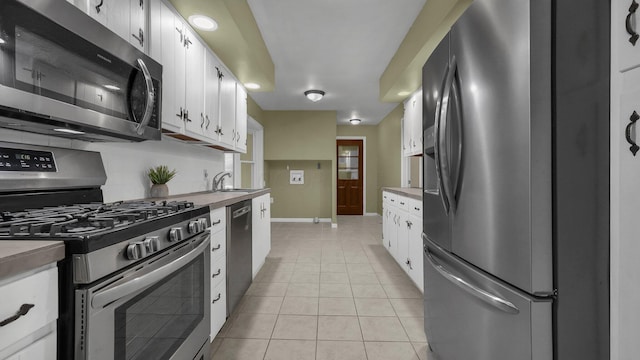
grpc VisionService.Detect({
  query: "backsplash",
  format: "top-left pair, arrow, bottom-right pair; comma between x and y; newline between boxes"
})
0,129 -> 224,202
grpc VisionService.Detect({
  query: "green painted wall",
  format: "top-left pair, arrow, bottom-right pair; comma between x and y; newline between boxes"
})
267,160 -> 332,219
336,125 -> 379,214
261,111 -> 338,223
248,96 -> 264,125
376,104 -> 403,214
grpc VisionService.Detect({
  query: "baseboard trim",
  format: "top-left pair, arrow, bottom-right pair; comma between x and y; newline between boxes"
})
365,212 -> 380,217
271,218 -> 332,223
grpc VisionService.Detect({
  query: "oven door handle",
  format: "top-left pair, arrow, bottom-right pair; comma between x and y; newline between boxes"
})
91,232 -> 210,309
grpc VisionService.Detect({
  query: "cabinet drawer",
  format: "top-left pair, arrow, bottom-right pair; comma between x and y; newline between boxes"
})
210,255 -> 226,290
209,207 -> 226,235
210,281 -> 227,338
409,198 -> 423,218
396,196 -> 410,212
210,228 -> 226,262
0,267 -> 57,352
5,328 -> 56,360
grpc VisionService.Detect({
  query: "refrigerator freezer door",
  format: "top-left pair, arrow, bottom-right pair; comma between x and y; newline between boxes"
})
447,0 -> 552,294
423,239 -> 552,360
422,33 -> 452,251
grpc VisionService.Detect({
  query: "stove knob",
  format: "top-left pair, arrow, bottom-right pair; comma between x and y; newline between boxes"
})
169,227 -> 183,242
188,220 -> 199,234
144,236 -> 160,253
126,241 -> 147,260
198,218 -> 208,230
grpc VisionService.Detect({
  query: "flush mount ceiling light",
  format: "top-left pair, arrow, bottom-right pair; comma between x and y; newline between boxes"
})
304,90 -> 325,102
245,83 -> 261,90
104,85 -> 120,91
188,15 -> 218,31
349,118 -> 362,125
397,91 -> 410,96
0,39 -> 5,44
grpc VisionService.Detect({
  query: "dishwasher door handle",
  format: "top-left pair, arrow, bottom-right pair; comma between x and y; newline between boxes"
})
233,206 -> 251,218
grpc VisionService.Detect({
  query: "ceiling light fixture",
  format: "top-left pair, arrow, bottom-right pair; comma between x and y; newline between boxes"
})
104,85 -> 120,91
349,118 -> 361,125
188,15 -> 218,31
304,90 -> 325,102
0,39 -> 5,44
245,83 -> 261,90
397,91 -> 410,96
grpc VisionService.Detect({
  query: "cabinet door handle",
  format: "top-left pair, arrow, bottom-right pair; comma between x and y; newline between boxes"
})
184,110 -> 191,122
132,28 -> 144,47
212,219 -> 221,226
627,0 -> 640,45
176,107 -> 184,119
0,304 -> 35,327
205,115 -> 211,129
626,111 -> 640,155
201,113 -> 205,128
211,244 -> 221,252
212,269 -> 222,278
212,293 -> 221,304
95,0 -> 104,14
175,27 -> 184,42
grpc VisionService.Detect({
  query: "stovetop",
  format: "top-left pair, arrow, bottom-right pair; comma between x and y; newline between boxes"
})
0,200 -> 210,254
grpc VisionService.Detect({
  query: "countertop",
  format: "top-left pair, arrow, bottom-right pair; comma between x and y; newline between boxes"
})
382,187 -> 422,201
0,241 -> 65,280
153,188 -> 271,209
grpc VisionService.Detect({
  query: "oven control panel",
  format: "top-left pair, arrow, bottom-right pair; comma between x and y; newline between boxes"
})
0,147 -> 57,172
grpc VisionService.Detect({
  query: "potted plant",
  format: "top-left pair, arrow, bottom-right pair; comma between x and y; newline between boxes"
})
147,165 -> 177,198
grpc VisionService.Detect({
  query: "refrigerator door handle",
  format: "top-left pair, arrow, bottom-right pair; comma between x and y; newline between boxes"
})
438,56 -> 457,212
434,63 -> 451,213
425,248 -> 520,315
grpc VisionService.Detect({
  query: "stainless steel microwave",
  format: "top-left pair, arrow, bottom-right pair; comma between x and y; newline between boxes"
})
0,0 -> 162,142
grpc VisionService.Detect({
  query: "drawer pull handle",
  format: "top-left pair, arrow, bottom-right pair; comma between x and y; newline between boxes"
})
0,304 -> 34,327
212,219 -> 222,226
212,269 -> 222,278
627,0 -> 640,45
212,293 -> 221,304
626,111 -> 640,156
212,244 -> 221,252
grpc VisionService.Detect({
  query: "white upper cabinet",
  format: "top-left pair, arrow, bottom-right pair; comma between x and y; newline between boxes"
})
159,2 -> 186,132
615,0 -> 640,72
68,0 -> 145,51
218,70 -> 237,148
403,88 -> 423,156
183,26 -> 206,136
204,51 -> 221,139
235,85 -> 248,153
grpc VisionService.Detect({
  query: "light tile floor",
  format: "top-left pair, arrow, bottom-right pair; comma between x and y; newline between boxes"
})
211,216 -> 433,360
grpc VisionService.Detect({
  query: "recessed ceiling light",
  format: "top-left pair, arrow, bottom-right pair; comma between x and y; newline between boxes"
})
349,118 -> 362,125
245,83 -> 261,90
104,85 -> 120,91
304,90 -> 325,102
188,15 -> 218,31
0,39 -> 5,44
53,128 -> 85,135
397,91 -> 410,96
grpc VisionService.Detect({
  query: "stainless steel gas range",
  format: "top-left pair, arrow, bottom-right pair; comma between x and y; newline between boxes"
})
0,142 -> 211,360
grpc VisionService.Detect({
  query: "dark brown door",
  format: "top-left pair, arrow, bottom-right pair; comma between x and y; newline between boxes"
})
337,139 -> 363,215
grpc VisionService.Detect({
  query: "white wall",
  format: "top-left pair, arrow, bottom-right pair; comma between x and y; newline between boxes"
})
0,129 -> 224,202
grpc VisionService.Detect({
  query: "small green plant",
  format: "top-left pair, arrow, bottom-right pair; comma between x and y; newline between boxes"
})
147,165 -> 177,184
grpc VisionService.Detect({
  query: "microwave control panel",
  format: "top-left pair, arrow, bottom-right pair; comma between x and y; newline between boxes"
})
0,147 -> 57,172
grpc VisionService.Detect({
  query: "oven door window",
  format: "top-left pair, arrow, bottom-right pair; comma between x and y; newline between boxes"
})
114,256 -> 204,360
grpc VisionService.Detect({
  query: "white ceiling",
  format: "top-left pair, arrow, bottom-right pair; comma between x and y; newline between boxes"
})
246,0 -> 426,125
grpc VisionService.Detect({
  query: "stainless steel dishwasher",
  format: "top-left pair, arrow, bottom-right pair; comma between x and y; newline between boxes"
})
226,200 -> 252,316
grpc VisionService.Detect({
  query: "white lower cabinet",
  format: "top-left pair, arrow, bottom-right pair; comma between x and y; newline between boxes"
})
0,266 -> 58,359
382,191 -> 424,292
209,207 -> 227,339
252,193 -> 271,278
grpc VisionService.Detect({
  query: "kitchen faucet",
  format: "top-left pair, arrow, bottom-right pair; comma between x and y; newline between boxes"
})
212,171 -> 232,192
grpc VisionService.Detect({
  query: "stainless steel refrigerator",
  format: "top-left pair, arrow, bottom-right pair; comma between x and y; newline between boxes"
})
421,0 -> 609,359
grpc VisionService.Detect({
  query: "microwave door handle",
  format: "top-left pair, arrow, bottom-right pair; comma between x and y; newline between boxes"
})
91,231 -> 210,309
425,249 -> 520,315
134,58 -> 155,136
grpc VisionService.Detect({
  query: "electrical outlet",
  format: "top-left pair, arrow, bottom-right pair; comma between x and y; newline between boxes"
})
290,170 -> 304,184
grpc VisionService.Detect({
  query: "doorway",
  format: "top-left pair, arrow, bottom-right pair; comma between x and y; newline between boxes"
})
337,139 -> 363,215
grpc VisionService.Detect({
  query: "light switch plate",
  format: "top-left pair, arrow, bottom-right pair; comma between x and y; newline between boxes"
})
290,170 -> 304,184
